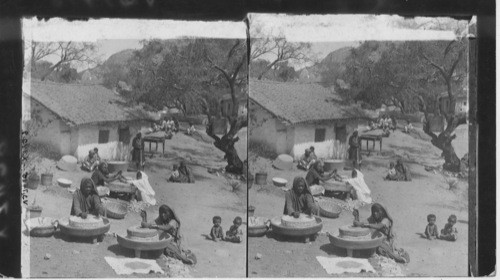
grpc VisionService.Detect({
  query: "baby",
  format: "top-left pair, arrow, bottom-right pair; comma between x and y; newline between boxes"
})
440,214 -> 458,241
424,214 -> 439,240
225,216 -> 244,243
210,216 -> 224,242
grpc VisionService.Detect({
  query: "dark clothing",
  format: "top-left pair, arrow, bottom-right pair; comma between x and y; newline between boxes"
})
283,190 -> 316,216
131,136 -> 144,163
210,225 -> 224,240
305,168 -> 322,186
225,225 -> 243,243
177,165 -> 195,183
425,224 -> 439,239
395,162 -> 412,181
71,190 -> 104,216
348,134 -> 360,162
91,169 -> 108,186
70,178 -> 104,217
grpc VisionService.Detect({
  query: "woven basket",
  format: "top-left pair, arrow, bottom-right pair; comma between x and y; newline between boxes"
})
103,199 -> 129,219
317,199 -> 343,219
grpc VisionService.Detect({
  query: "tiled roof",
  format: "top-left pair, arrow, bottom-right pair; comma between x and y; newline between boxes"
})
29,80 -> 153,126
250,79 -> 372,124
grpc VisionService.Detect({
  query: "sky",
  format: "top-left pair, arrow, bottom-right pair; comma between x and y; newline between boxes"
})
23,15 -> 470,71
23,18 -> 246,71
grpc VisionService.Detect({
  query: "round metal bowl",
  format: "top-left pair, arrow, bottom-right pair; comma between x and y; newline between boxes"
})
25,217 -> 57,237
248,217 -> 270,237
270,216 -> 323,237
248,224 -> 269,237
272,177 -> 288,187
58,217 -> 111,238
317,200 -> 343,219
57,178 -> 72,188
328,232 -> 385,250
117,233 -> 172,251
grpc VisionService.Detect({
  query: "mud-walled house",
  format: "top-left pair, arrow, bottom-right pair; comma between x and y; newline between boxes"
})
249,79 -> 370,160
24,80 -> 153,161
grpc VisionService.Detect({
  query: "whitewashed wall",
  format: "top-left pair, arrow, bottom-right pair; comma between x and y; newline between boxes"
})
291,121 -> 357,160
249,102 -> 280,152
75,122 -> 146,161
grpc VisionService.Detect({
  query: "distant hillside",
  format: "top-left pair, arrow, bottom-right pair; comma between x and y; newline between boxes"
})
105,49 -> 135,66
298,46 -> 353,83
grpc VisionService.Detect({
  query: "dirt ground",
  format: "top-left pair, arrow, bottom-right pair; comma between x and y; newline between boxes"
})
23,127 -> 248,278
248,126 -> 469,277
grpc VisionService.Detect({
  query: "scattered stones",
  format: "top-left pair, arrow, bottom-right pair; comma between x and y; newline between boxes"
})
255,253 -> 262,260
72,250 -> 80,255
44,253 -> 51,260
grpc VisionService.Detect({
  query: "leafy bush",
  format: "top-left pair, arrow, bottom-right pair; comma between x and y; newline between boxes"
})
249,141 -> 278,160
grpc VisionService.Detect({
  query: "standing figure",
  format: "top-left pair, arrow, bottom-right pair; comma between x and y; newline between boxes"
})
132,132 -> 144,171
348,131 -> 361,169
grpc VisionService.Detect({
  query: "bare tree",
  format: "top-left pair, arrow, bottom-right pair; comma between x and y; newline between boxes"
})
30,41 -> 98,81
202,39 -> 248,174
250,22 -> 311,80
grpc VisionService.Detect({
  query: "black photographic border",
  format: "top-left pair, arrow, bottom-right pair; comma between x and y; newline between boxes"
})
0,0 -> 494,277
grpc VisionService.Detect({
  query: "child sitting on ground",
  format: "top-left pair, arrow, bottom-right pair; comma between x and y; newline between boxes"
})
424,214 -> 439,240
225,216 -> 244,243
385,162 -> 396,180
168,164 -> 180,182
187,122 -> 196,135
210,216 -> 224,242
440,214 -> 458,241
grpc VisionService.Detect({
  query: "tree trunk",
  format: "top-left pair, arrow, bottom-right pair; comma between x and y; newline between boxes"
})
417,95 -> 466,172
422,112 -> 466,172
206,116 -> 246,175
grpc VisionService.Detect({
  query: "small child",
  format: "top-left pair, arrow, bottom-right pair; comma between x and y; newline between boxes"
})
440,214 -> 458,241
187,123 -> 196,135
424,214 -> 439,240
225,216 -> 244,243
168,164 -> 180,182
388,162 -> 396,177
210,216 -> 224,242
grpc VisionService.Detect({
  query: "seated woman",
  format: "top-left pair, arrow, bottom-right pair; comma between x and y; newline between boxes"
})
395,159 -> 412,181
305,161 -> 335,186
91,162 -> 125,187
71,178 -> 105,218
353,203 -> 410,263
169,161 -> 195,183
297,149 -> 312,170
141,205 -> 197,265
284,177 -> 318,217
385,160 -> 411,181
81,150 -> 98,172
